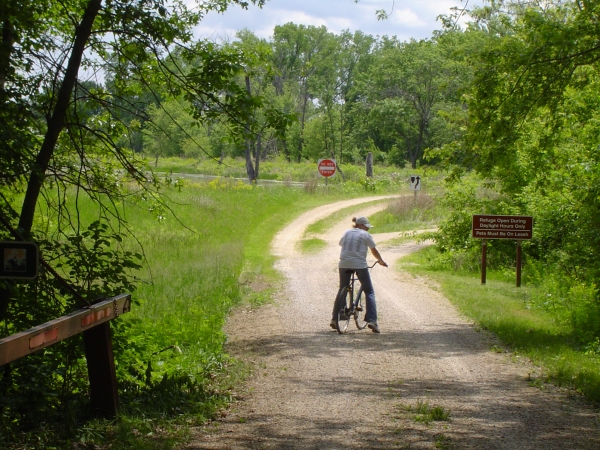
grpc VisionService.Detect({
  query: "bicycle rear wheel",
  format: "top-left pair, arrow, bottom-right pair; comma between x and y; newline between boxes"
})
354,287 -> 368,329
335,286 -> 351,334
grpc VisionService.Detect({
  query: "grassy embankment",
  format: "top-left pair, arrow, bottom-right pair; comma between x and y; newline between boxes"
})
16,155 -> 600,448
97,158 -> 599,450
135,171 -> 600,412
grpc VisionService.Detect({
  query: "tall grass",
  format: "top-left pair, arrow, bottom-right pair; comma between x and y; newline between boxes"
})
369,192 -> 446,233
108,180 -> 344,386
121,180 -> 345,364
0,163 -> 459,448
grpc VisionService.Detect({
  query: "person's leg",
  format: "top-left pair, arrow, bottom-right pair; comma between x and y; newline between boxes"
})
332,269 -> 353,320
355,268 -> 377,323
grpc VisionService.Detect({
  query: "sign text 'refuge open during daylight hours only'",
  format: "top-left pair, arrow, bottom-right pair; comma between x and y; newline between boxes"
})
471,215 -> 533,240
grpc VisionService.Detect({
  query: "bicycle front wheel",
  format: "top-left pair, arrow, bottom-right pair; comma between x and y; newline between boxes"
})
354,287 -> 368,329
335,286 -> 351,334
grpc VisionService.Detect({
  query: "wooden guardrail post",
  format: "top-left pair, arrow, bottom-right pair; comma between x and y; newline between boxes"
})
83,321 -> 119,416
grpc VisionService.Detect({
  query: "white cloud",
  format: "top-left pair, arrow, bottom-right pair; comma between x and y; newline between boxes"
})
274,10 -> 329,28
191,0 -> 485,41
390,8 -> 427,27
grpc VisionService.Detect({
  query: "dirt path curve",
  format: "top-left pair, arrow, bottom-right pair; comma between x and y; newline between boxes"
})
188,197 -> 599,449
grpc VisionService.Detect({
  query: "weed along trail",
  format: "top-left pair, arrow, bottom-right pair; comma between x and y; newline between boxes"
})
188,197 -> 600,450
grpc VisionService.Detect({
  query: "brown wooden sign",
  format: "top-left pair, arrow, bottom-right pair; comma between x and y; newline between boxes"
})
472,215 -> 533,240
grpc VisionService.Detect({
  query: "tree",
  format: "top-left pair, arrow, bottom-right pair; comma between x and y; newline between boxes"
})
1,0 -> 268,295
453,0 -> 600,291
210,29 -> 295,182
271,23 -> 338,162
325,30 -> 375,168
143,99 -> 198,165
355,36 -> 466,168
465,0 -> 600,189
0,0 -> 269,436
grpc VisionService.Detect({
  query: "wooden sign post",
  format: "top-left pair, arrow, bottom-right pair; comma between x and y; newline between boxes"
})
472,215 -> 533,286
409,175 -> 421,202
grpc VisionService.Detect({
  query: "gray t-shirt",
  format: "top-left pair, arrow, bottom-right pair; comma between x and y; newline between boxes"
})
338,228 -> 376,269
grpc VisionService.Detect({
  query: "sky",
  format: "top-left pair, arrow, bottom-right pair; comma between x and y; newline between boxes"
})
193,0 -> 485,42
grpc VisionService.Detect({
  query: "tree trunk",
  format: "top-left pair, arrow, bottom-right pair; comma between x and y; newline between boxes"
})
297,79 -> 309,162
282,139 -> 291,162
244,75 -> 256,183
339,104 -> 344,165
18,0 -> 102,236
0,19 -> 14,97
326,104 -> 337,157
329,149 -> 344,181
254,134 -> 261,180
245,141 -> 256,183
260,135 -> 269,161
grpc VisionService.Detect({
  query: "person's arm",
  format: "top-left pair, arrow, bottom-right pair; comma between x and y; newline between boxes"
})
369,247 -> 387,267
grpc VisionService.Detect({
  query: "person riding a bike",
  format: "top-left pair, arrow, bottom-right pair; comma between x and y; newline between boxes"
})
330,216 -> 388,333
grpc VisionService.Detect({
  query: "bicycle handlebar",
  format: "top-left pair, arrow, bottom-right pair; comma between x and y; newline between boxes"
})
368,261 -> 387,269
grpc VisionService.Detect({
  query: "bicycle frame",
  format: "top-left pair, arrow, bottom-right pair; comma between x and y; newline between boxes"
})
334,262 -> 378,334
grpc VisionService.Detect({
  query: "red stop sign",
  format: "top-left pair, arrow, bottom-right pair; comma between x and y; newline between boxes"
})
317,159 -> 336,177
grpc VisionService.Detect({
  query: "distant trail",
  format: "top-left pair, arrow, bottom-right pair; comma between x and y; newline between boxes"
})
187,197 -> 600,450
271,194 -> 396,258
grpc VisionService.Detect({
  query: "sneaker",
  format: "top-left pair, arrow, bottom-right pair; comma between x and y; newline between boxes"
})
330,319 -> 337,330
367,322 -> 380,333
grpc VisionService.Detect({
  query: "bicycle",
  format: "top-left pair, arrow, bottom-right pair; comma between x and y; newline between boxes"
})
333,262 -> 379,334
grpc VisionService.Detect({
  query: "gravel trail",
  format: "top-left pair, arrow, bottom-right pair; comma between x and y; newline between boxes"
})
188,197 -> 599,449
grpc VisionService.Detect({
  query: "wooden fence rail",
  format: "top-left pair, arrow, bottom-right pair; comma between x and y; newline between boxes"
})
0,293 -> 132,416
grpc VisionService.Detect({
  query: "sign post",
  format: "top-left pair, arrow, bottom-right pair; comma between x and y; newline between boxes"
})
516,240 -> 523,287
471,215 -> 533,286
317,159 -> 336,185
409,175 -> 421,201
481,239 -> 487,284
